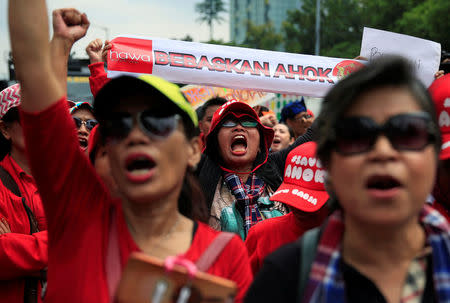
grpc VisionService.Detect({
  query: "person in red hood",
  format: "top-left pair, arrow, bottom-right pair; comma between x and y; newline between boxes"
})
197,99 -> 314,239
0,84 -> 48,303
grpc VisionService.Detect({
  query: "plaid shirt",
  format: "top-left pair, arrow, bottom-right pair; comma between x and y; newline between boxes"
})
223,173 -> 265,236
303,204 -> 450,303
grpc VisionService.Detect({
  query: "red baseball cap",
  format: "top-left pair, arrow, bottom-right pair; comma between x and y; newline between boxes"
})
429,74 -> 450,160
270,142 -> 329,212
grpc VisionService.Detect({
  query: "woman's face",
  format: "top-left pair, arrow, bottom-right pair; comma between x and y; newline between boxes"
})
72,108 -> 95,150
106,96 -> 200,204
217,116 -> 261,172
271,123 -> 293,152
328,86 -> 437,227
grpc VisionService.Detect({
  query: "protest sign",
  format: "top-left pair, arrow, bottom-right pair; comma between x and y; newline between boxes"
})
180,84 -> 275,109
107,36 -> 365,98
360,27 -> 441,87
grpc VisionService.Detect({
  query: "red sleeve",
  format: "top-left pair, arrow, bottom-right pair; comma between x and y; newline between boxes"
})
222,236 -> 253,303
88,62 -> 110,97
0,231 -> 47,279
20,98 -> 109,242
244,226 -> 262,276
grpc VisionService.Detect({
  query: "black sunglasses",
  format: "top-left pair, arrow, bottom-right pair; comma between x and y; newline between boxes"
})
73,117 -> 98,131
333,112 -> 436,155
221,118 -> 258,128
102,111 -> 180,141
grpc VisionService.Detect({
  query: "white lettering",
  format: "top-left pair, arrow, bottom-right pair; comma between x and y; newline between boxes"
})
308,157 -> 317,167
445,98 -> 450,108
285,165 -> 292,178
439,111 -> 450,128
317,160 -> 322,168
291,166 -> 302,179
302,168 -> 314,182
314,169 -> 326,183
300,156 -> 308,166
291,155 -> 297,163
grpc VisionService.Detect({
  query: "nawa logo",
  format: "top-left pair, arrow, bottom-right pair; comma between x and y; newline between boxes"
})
108,37 -> 153,74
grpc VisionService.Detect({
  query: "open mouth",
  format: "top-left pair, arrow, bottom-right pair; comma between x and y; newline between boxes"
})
272,138 -> 281,145
231,135 -> 247,155
78,137 -> 88,149
125,154 -> 156,180
366,175 -> 402,190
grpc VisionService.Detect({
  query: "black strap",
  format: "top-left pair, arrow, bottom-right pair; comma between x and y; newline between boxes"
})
0,165 -> 41,303
0,165 -> 21,197
297,227 -> 320,302
0,166 -> 39,234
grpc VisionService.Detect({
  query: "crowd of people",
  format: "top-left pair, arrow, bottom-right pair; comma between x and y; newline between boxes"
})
1,1 -> 450,303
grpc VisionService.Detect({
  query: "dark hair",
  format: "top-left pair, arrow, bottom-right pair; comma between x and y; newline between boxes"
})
253,105 -> 270,117
280,122 -> 295,139
178,170 -> 209,223
315,55 -> 441,167
0,108 -> 20,159
197,97 -> 227,121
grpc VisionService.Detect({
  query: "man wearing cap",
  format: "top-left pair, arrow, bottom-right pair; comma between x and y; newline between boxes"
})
245,142 -> 329,275
429,73 -> 450,220
0,84 -> 48,303
280,98 -> 314,139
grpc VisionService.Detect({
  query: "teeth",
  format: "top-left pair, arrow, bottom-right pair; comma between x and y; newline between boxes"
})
130,168 -> 150,175
234,135 -> 245,140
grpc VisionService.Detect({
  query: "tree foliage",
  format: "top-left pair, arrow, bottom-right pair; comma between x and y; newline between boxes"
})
195,0 -> 227,41
278,0 -> 449,58
242,21 -> 283,51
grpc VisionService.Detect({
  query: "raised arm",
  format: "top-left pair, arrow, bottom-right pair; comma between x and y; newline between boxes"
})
51,8 -> 90,93
9,1 -> 87,111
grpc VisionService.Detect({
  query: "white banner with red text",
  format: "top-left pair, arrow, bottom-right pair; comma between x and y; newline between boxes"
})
106,36 -> 366,98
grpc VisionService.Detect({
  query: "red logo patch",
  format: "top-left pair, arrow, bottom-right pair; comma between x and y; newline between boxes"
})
108,37 -> 153,74
332,60 -> 365,80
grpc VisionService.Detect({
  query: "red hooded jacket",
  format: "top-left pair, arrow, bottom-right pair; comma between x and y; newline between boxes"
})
0,154 -> 48,303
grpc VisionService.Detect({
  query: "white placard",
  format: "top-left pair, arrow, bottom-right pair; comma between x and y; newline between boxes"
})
360,27 -> 441,87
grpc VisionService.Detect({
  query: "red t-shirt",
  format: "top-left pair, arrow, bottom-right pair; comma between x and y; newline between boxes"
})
21,98 -> 252,303
245,211 -> 325,275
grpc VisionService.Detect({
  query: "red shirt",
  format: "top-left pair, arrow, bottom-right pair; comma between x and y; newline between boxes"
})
245,211 -> 324,275
21,98 -> 252,303
0,154 -> 48,303
88,62 -> 110,97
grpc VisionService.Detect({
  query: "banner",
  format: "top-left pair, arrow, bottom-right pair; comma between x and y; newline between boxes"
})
107,36 -> 365,98
180,84 -> 275,109
360,27 -> 441,87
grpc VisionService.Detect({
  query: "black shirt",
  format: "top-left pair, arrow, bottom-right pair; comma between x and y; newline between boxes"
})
244,241 -> 436,303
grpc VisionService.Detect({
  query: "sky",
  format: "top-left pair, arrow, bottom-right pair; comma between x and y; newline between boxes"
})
0,0 -> 230,80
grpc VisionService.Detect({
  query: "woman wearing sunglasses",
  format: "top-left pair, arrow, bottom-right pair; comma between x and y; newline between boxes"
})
69,102 -> 98,150
9,3 -> 252,303
245,56 -> 450,303
199,100 -> 314,239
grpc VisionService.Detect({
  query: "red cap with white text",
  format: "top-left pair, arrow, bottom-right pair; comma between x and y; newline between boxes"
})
429,74 -> 450,160
270,142 -> 329,212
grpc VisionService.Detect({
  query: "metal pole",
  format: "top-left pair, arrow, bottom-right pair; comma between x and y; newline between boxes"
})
315,0 -> 320,55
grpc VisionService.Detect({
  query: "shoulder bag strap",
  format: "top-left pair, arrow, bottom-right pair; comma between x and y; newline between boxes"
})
0,166 -> 39,233
106,207 -> 121,302
297,227 -> 321,302
0,165 -> 21,197
196,231 -> 235,272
